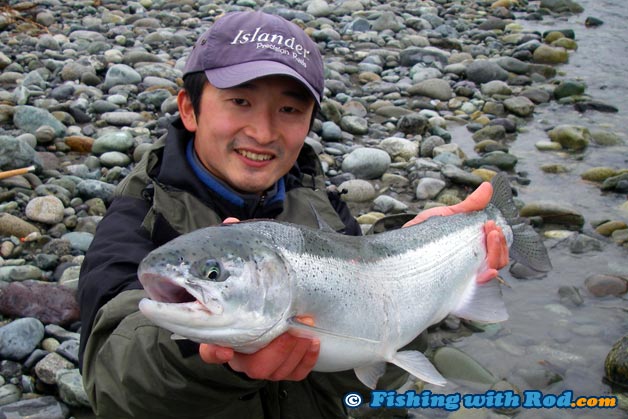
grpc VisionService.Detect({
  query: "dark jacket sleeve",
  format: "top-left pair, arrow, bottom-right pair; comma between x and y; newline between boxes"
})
78,195 -> 154,368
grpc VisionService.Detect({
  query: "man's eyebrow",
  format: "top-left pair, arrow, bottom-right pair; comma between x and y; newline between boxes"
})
230,82 -> 311,102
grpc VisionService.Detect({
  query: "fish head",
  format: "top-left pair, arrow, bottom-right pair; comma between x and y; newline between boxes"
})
138,226 -> 293,349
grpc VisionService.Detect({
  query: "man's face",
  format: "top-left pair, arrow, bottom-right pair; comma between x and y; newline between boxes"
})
179,75 -> 316,194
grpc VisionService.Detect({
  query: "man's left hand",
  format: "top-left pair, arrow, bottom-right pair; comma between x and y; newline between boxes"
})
403,182 -> 509,283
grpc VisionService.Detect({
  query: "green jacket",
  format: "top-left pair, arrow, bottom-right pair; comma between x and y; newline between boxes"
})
79,120 -> 424,418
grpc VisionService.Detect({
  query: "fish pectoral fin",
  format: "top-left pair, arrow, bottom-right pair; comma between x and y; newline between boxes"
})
451,276 -> 509,323
287,317 -> 381,344
390,350 -> 447,387
354,363 -> 387,389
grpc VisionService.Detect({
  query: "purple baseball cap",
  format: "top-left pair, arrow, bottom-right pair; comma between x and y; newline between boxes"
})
183,11 -> 324,104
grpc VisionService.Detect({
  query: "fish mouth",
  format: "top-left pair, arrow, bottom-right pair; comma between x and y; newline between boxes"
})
139,272 -> 222,315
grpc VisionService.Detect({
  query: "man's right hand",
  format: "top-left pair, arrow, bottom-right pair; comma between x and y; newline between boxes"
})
199,317 -> 320,381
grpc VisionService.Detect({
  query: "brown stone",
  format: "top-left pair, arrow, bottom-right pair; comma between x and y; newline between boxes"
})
64,136 -> 94,153
0,280 -> 79,326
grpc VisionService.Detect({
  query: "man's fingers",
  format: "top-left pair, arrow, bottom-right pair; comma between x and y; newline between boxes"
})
484,221 -> 509,271
199,344 -> 233,364
268,337 -> 318,381
449,182 -> 493,214
222,217 -> 240,224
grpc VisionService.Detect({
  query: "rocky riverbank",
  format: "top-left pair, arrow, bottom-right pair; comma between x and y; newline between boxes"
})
1,0 -> 626,418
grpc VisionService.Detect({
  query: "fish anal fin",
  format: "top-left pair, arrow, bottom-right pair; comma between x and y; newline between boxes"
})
354,363 -> 387,389
451,277 -> 509,323
390,350 -> 447,386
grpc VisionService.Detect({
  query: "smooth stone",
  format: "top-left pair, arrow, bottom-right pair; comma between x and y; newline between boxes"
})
519,201 -> 585,229
407,78 -> 453,100
34,353 -> 74,385
64,136 -> 94,153
0,396 -> 69,419
472,125 -> 506,142
60,232 -> 93,252
442,165 -> 484,186
13,106 -> 66,138
581,167 -> 617,182
548,125 -> 590,150
0,135 -> 39,170
55,339 -> 79,365
0,213 -> 40,238
540,0 -> 584,13
92,130 -> 134,155
338,179 -> 376,203
24,196 -> 65,224
481,80 -> 512,97
465,59 -> 509,84
339,115 -> 368,135
101,111 -> 145,126
0,281 -> 80,327
503,96 -> 535,117
56,369 -> 90,407
465,151 -> 518,171
0,318 -> 44,361
372,195 -> 408,214
397,113 -> 429,135
0,265 -> 43,282
553,80 -> 586,99
320,121 -> 342,141
76,179 -> 116,202
535,140 -> 563,151
341,148 -> 391,180
104,64 -> 142,89
415,178 -> 446,200
0,384 -> 21,407
379,137 -> 418,161
595,220 -> 628,236
558,286 -> 584,306
584,274 -> 628,297
590,130 -> 624,146
99,151 -> 131,168
533,44 -> 569,64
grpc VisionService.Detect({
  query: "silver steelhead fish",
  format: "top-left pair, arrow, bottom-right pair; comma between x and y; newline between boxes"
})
138,174 -> 551,388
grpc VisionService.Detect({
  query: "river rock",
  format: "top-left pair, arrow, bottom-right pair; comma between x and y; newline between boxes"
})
341,148 -> 391,180
0,281 -> 79,326
540,0 -> 584,13
0,318 -> 44,361
0,214 -> 40,238
76,179 -> 116,202
372,195 -> 408,214
548,125 -> 590,150
379,137 -> 418,161
465,151 -> 518,171
34,353 -> 74,385
407,78 -> 453,100
338,179 -> 376,202
519,201 -> 585,229
581,167 -> 617,182
56,369 -> 90,407
104,64 -> 142,90
415,178 -> 446,200
0,396 -> 69,419
590,130 -> 624,146
0,135 -> 39,171
13,106 -> 67,138
533,44 -> 569,64
466,60 -> 509,84
92,130 -> 134,155
397,113 -> 429,135
553,80 -> 586,99
503,96 -> 535,117
584,274 -> 628,297
25,196 -> 65,225
604,335 -> 628,387
594,220 -> 627,236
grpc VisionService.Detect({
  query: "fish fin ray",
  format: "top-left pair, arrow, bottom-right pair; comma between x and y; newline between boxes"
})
354,363 -> 387,389
287,317 -> 381,344
451,277 -> 509,323
490,173 -> 553,272
390,350 -> 447,386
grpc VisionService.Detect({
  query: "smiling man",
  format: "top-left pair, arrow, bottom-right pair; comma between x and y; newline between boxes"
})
78,10 -> 508,419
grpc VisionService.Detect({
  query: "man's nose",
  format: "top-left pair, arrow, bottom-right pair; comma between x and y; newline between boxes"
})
243,109 -> 276,144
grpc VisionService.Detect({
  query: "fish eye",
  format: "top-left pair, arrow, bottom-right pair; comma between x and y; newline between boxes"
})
199,259 -> 229,282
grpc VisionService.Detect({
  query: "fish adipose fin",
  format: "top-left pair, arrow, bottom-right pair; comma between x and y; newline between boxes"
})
389,350 -> 447,387
490,173 -> 553,272
287,317 -> 381,344
451,276 -> 508,323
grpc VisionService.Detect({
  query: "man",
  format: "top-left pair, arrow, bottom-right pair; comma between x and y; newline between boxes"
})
78,10 -> 508,418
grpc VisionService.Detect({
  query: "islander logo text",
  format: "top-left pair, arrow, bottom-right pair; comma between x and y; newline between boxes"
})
343,389 -> 618,411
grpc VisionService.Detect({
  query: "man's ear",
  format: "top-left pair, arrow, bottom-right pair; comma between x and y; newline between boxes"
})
178,90 -> 198,132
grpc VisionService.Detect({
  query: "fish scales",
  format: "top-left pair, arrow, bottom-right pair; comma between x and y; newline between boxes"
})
138,174 -> 551,388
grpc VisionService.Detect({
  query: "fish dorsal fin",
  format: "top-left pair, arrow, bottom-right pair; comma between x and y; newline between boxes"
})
389,350 -> 447,386
489,173 -> 519,221
287,317 -> 381,344
451,277 -> 509,323
354,363 -> 387,389
308,200 -> 336,232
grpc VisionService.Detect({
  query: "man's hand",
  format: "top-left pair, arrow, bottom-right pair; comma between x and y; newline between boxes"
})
199,317 -> 319,381
403,182 -> 509,283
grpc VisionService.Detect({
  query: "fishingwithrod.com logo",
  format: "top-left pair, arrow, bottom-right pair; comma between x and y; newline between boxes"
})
342,389 -> 618,411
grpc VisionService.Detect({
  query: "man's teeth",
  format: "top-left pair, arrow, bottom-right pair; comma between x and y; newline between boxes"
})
237,150 -> 273,161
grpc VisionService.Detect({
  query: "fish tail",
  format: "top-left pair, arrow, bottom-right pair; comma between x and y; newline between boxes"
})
490,173 -> 553,272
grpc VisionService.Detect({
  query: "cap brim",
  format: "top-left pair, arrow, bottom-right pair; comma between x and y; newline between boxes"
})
204,61 -> 321,104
